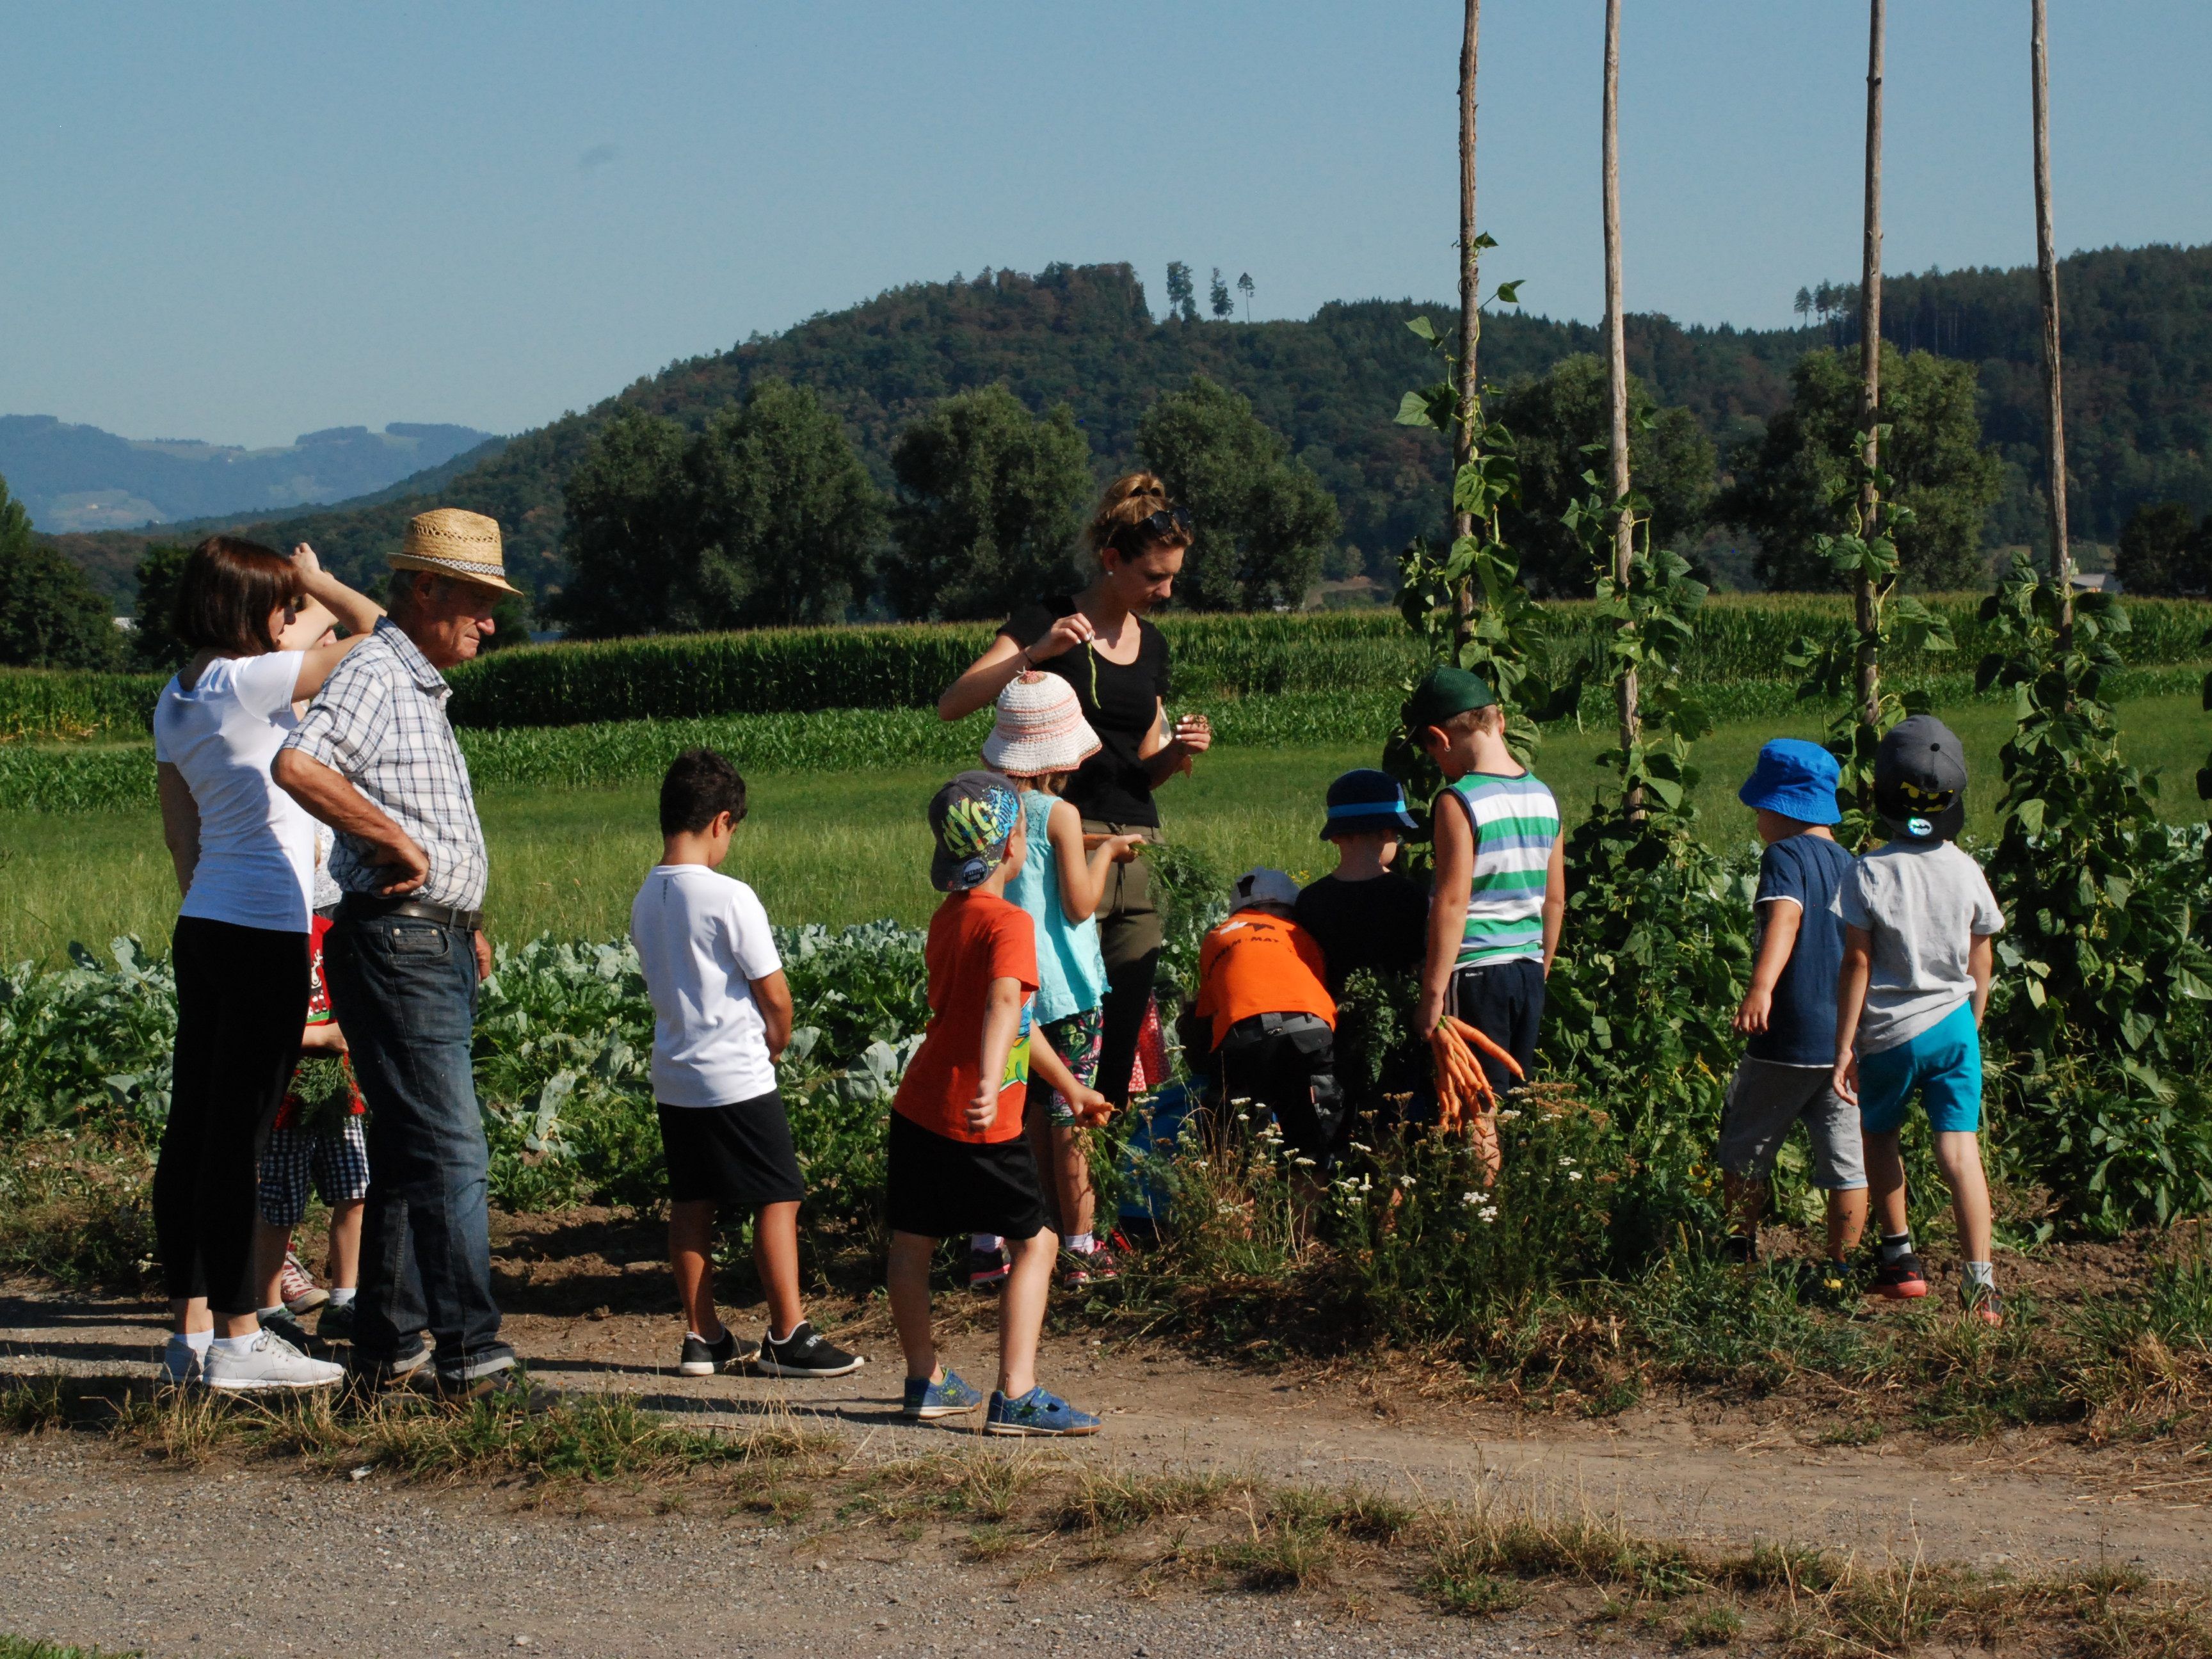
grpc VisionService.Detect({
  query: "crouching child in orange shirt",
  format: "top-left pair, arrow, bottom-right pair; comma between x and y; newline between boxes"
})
886,771 -> 1108,1435
1193,869 -> 1343,1165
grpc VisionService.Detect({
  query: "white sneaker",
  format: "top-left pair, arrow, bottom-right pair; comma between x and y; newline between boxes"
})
159,1334 -> 204,1385
202,1330 -> 345,1392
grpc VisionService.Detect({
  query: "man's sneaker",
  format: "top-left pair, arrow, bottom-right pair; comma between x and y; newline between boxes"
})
158,1334 -> 203,1386
259,1306 -> 319,1353
968,1245 -> 1009,1290
754,1322 -> 865,1379
202,1331 -> 345,1392
433,1367 -> 562,1412
902,1368 -> 984,1420
677,1328 -> 760,1377
280,1251 -> 329,1315
345,1336 -> 433,1399
1962,1283 -> 2005,1328
316,1300 -> 356,1344
1722,1233 -> 1757,1267
986,1385 -> 1100,1437
1870,1250 -> 1931,1300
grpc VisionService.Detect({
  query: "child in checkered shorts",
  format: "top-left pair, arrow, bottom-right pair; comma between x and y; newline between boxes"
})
250,902 -> 369,1347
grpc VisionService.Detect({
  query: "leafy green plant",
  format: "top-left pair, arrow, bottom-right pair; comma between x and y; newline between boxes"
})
1975,552 -> 2212,1231
1783,428 -> 1955,845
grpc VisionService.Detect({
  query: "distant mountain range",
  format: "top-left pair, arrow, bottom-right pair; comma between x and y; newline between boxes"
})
29,243 -> 2212,611
0,415 -> 502,533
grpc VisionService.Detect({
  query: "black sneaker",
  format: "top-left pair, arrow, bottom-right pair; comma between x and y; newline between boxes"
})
316,1301 -> 356,1343
677,1327 -> 760,1377
1870,1250 -> 1931,1301
752,1322 -> 865,1379
968,1246 -> 1009,1290
1722,1233 -> 1756,1267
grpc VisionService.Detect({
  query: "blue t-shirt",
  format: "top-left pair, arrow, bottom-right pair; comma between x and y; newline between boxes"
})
1747,832 -> 1855,1066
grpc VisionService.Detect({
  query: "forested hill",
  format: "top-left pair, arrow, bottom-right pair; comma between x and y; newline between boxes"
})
54,245 -> 2212,606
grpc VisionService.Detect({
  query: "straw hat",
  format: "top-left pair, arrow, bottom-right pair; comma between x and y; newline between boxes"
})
389,508 -> 524,597
982,672 -> 1101,778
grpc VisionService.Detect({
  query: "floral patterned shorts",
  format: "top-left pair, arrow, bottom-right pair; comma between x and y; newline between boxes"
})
1036,1007 -> 1105,1126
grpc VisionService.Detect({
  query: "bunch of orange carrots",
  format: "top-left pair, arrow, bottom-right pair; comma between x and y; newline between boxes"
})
1430,1014 -> 1523,1182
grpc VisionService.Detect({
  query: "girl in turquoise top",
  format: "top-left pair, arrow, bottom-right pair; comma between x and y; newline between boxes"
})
981,674 -> 1143,1291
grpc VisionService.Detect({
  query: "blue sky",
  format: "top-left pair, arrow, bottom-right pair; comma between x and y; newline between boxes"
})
4,1 -> 2205,449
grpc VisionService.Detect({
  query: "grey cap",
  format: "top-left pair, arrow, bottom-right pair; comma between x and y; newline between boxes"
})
1873,714 -> 1968,842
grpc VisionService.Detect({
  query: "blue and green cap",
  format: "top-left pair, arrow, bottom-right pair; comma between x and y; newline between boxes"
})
928,770 -> 1022,892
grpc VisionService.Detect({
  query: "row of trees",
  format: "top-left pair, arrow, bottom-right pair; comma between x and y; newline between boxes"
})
554,373 -> 1339,634
1160,264 -> 1254,324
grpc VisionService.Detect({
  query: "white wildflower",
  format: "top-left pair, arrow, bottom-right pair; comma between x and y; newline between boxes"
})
1398,1174 -> 1417,1189
1568,1171 -> 1585,1182
1349,1142 -> 1373,1154
1294,1156 -> 1317,1167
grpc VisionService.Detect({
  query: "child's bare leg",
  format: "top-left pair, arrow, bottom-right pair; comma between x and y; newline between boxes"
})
325,1199 -> 364,1290
887,1231 -> 939,1382
1022,1108 -> 1065,1235
1720,1171 -> 1766,1240
1050,1125 -> 1096,1240
1824,1187 -> 1869,1260
753,1200 -> 805,1338
251,1219 -> 292,1311
668,1199 -> 723,1340
997,1228 -> 1057,1399
170,1296 -> 212,1338
1932,1132 -> 1993,1263
1863,1130 -> 1909,1237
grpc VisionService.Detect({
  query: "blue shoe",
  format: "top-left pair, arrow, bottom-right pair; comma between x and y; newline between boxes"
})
902,1368 -> 984,1420
985,1385 -> 1100,1437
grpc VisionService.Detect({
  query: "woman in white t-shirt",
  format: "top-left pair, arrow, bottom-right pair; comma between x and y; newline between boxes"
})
152,536 -> 382,1392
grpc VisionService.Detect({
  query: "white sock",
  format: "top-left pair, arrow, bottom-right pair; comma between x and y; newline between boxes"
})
1965,1260 -> 1996,1290
971,1234 -> 1004,1253
1068,1233 -> 1096,1254
327,1286 -> 357,1308
211,1333 -> 258,1355
257,1304 -> 285,1322
173,1328 -> 213,1354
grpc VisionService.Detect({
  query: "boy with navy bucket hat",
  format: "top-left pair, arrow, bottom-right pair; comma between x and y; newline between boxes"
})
1720,740 -> 1868,1282
1831,715 -> 2008,1326
1295,769 -> 1429,997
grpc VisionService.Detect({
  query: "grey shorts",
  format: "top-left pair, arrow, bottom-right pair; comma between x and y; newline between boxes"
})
1718,1057 -> 1867,1190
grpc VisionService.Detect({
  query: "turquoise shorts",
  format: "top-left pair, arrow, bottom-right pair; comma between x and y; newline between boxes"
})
1857,1000 -> 1982,1135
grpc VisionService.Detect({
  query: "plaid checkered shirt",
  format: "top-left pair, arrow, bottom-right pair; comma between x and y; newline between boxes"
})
280,618 -> 489,911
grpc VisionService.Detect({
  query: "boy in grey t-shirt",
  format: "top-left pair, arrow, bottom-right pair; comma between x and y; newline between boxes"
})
1831,717 -> 2007,1325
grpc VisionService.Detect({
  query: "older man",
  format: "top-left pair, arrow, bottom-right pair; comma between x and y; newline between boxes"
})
273,508 -> 520,1399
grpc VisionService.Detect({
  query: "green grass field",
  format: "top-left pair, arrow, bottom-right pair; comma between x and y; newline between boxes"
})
6,691 -> 2206,968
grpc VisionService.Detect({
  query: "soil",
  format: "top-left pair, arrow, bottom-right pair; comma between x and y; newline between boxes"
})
5,1215 -> 2212,1657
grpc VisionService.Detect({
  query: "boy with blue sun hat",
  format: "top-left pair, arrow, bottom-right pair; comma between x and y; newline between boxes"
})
1295,769 -> 1429,997
1719,738 -> 1868,1282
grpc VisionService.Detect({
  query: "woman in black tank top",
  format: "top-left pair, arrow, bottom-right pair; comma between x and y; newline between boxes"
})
937,474 -> 1214,1107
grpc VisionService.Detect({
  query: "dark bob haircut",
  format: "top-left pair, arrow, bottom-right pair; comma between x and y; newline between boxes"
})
659,747 -> 748,838
173,536 -> 305,657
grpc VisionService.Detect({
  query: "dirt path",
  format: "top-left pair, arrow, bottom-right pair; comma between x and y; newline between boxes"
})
7,1276 -> 2209,1586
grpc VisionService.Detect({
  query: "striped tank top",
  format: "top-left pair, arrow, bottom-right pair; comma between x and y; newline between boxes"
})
1444,770 -> 1560,968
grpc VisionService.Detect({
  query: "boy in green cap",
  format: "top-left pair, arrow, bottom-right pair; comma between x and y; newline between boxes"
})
1407,667 -> 1566,1110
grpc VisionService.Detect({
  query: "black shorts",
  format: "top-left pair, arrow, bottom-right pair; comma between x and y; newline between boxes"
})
1211,1013 -> 1345,1160
885,1111 -> 1048,1241
656,1091 -> 806,1209
1448,959 -> 1545,1098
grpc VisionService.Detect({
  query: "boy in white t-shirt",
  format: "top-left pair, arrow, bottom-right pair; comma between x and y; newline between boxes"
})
631,748 -> 864,1381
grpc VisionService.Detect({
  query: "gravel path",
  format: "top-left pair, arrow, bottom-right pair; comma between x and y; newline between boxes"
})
1,1435 -> 1564,1659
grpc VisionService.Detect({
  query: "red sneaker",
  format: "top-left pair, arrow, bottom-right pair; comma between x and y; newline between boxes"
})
1962,1283 -> 2004,1327
1870,1251 -> 1930,1300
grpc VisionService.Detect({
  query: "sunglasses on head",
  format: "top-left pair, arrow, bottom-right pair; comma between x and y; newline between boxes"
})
1121,506 -> 1194,543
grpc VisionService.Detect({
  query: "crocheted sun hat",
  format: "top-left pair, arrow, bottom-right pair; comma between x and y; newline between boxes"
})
389,508 -> 523,597
981,672 -> 1102,778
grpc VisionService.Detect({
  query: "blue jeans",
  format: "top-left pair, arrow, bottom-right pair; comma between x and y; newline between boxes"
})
325,910 -> 513,1382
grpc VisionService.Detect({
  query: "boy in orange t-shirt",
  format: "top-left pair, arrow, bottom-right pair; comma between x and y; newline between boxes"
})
887,771 -> 1107,1436
1194,868 -> 1345,1161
